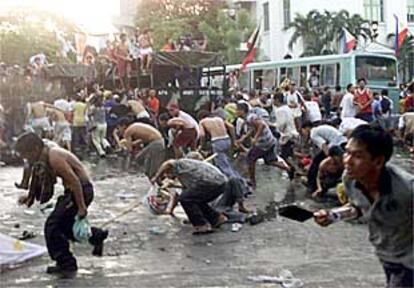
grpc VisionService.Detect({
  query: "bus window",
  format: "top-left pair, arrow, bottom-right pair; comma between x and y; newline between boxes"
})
321,64 -> 336,87
262,69 -> 276,90
355,56 -> 397,85
253,70 -> 263,90
280,67 -> 287,84
300,66 -> 307,87
291,67 -> 300,84
308,65 -> 320,88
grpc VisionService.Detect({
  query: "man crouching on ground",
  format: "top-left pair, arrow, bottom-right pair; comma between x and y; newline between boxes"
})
151,157 -> 229,235
15,132 -> 108,276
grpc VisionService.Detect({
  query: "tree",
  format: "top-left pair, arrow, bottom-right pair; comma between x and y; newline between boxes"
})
0,8 -> 78,65
387,33 -> 414,82
136,0 -> 255,64
285,10 -> 373,57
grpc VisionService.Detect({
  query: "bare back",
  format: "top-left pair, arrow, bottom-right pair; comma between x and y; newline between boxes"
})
200,116 -> 228,139
125,122 -> 162,144
31,102 -> 46,119
48,147 -> 90,185
128,100 -> 146,115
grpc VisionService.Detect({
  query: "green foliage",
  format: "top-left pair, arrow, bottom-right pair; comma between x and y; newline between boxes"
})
136,0 -> 255,64
285,9 -> 373,57
0,8 -> 77,65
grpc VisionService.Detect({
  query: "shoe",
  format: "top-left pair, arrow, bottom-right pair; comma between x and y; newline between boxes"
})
213,213 -> 228,228
46,264 -> 77,277
90,229 -> 109,257
192,224 -> 213,235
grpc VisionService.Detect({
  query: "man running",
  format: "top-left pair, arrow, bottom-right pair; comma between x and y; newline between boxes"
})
15,132 -> 108,276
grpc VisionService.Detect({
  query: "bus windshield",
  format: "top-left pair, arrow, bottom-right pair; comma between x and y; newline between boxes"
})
355,56 -> 397,84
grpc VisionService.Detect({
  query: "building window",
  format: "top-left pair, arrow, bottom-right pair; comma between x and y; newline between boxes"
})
363,0 -> 384,22
408,0 -> 414,22
263,2 -> 270,31
283,0 -> 291,28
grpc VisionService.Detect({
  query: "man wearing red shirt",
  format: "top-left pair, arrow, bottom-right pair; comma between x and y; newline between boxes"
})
147,89 -> 160,116
404,85 -> 414,112
353,78 -> 373,122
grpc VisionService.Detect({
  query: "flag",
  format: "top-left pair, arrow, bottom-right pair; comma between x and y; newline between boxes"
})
341,28 -> 356,53
241,24 -> 260,71
394,15 -> 408,56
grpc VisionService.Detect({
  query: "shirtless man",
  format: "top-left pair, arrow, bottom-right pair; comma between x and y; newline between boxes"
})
198,111 -> 250,212
167,103 -> 199,158
116,119 -> 165,179
15,132 -> 108,276
127,99 -> 150,119
45,104 -> 72,151
115,33 -> 131,89
138,29 -> 153,71
26,101 -> 53,138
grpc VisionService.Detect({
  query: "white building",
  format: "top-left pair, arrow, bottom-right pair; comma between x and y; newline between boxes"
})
256,0 -> 414,61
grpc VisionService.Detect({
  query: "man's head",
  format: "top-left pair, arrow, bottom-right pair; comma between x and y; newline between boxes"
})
14,132 -> 44,162
357,78 -> 366,89
273,92 -> 284,107
149,89 -> 157,98
116,117 -> 131,135
167,103 -> 180,117
158,112 -> 171,128
236,102 -> 249,118
373,92 -> 379,100
120,33 -> 127,42
346,83 -> 354,93
197,110 -> 211,121
290,82 -> 297,93
335,85 -> 341,92
328,146 -> 344,165
344,125 -> 393,182
381,89 -> 388,97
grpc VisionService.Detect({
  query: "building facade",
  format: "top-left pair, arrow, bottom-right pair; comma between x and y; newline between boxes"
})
256,0 -> 414,61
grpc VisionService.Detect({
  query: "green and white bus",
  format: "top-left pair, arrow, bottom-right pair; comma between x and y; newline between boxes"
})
207,52 -> 400,111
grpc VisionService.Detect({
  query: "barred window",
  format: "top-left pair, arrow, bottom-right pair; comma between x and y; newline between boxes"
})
363,0 -> 384,22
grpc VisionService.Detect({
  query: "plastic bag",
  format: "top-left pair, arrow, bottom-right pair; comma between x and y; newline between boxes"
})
142,185 -> 169,215
72,215 -> 91,243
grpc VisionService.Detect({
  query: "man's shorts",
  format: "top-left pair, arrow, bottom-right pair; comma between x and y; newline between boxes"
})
248,144 -> 279,164
173,128 -> 198,150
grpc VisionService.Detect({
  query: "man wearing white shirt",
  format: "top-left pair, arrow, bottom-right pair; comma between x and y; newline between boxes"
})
286,82 -> 304,129
272,92 -> 299,161
340,84 -> 357,119
303,94 -> 322,125
339,117 -> 367,136
302,122 -> 347,193
167,103 -> 200,158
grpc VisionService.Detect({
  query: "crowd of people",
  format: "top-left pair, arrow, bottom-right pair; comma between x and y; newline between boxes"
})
1,74 -> 413,287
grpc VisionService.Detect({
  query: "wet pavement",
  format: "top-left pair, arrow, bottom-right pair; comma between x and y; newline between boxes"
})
0,152 -> 413,287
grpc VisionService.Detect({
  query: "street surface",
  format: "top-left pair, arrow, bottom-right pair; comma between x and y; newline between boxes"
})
1,152 -> 413,287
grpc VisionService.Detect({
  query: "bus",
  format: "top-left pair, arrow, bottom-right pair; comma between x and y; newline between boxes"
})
206,52 -> 400,112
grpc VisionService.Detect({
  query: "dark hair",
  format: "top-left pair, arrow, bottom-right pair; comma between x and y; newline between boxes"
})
357,78 -> 366,84
15,132 -> 44,154
116,117 -> 132,127
350,124 -> 393,162
335,85 -> 341,91
159,112 -> 171,122
381,89 -> 388,96
197,110 -> 211,120
346,83 -> 353,91
236,102 -> 249,114
328,146 -> 344,157
273,92 -> 284,104
302,121 -> 313,129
